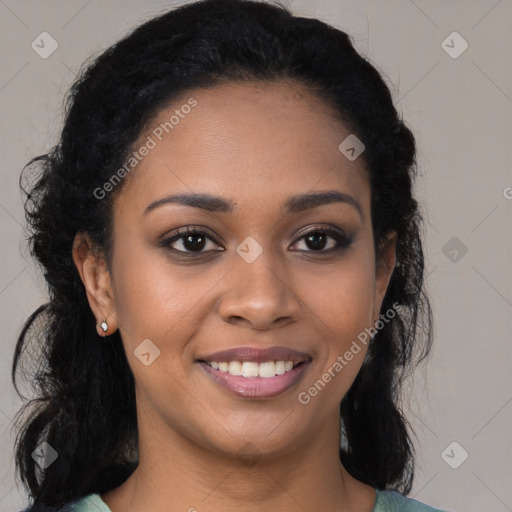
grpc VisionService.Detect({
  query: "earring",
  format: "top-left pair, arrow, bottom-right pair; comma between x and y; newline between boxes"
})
100,319 -> 108,336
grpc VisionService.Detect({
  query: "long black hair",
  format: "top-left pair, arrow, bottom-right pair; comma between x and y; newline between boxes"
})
12,0 -> 432,509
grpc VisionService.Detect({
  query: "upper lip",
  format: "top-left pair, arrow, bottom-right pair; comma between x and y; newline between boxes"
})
197,346 -> 312,364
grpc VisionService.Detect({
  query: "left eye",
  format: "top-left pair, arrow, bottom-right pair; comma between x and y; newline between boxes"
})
291,228 -> 351,252
160,227 -> 351,254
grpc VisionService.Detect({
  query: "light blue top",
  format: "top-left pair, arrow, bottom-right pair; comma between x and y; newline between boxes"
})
57,489 -> 449,511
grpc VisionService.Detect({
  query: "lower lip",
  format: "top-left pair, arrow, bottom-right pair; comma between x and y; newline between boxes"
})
198,361 -> 311,399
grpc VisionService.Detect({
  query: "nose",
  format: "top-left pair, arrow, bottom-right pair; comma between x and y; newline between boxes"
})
217,248 -> 302,330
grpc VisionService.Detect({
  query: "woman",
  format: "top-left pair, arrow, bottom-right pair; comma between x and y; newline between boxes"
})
13,0 -> 447,511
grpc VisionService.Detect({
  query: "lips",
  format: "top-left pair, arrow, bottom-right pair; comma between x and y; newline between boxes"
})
196,346 -> 312,399
197,345 -> 312,364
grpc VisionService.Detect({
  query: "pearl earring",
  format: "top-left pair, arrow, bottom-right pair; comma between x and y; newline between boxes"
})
100,319 -> 108,334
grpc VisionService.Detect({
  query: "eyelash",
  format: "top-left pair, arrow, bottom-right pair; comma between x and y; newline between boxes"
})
159,225 -> 353,256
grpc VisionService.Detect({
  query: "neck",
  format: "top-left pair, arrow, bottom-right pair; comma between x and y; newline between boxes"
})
101,407 -> 376,512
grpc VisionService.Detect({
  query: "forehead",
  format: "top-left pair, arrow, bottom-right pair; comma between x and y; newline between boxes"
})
114,80 -> 370,217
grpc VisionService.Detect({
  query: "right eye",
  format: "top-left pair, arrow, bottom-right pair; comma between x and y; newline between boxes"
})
159,227 -> 224,254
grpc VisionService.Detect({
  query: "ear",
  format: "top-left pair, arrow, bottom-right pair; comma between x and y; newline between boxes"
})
372,231 -> 397,321
72,232 -> 117,336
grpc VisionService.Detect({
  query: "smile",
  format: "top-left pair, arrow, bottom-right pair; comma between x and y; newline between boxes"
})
198,359 -> 311,399
205,360 -> 300,377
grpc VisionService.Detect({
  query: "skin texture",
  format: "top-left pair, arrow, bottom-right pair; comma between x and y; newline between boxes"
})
72,80 -> 396,512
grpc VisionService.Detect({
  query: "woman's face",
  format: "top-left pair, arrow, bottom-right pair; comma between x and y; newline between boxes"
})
78,80 -> 395,460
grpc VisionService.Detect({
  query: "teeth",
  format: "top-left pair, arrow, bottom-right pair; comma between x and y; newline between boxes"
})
259,361 -> 275,378
242,362 -> 259,377
207,360 -> 299,378
228,361 -> 242,375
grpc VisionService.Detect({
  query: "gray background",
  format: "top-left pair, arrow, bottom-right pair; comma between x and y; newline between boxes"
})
1,1 -> 511,511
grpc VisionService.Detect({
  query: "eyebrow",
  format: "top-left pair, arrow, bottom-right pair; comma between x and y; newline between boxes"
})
144,190 -> 363,220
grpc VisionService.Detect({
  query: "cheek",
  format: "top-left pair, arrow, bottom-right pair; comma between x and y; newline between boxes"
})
297,249 -> 376,335
110,238 -> 203,348
293,250 -> 376,401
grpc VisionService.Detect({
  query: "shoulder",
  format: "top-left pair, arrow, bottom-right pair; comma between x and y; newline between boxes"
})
20,493 -> 110,512
373,489 -> 451,512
